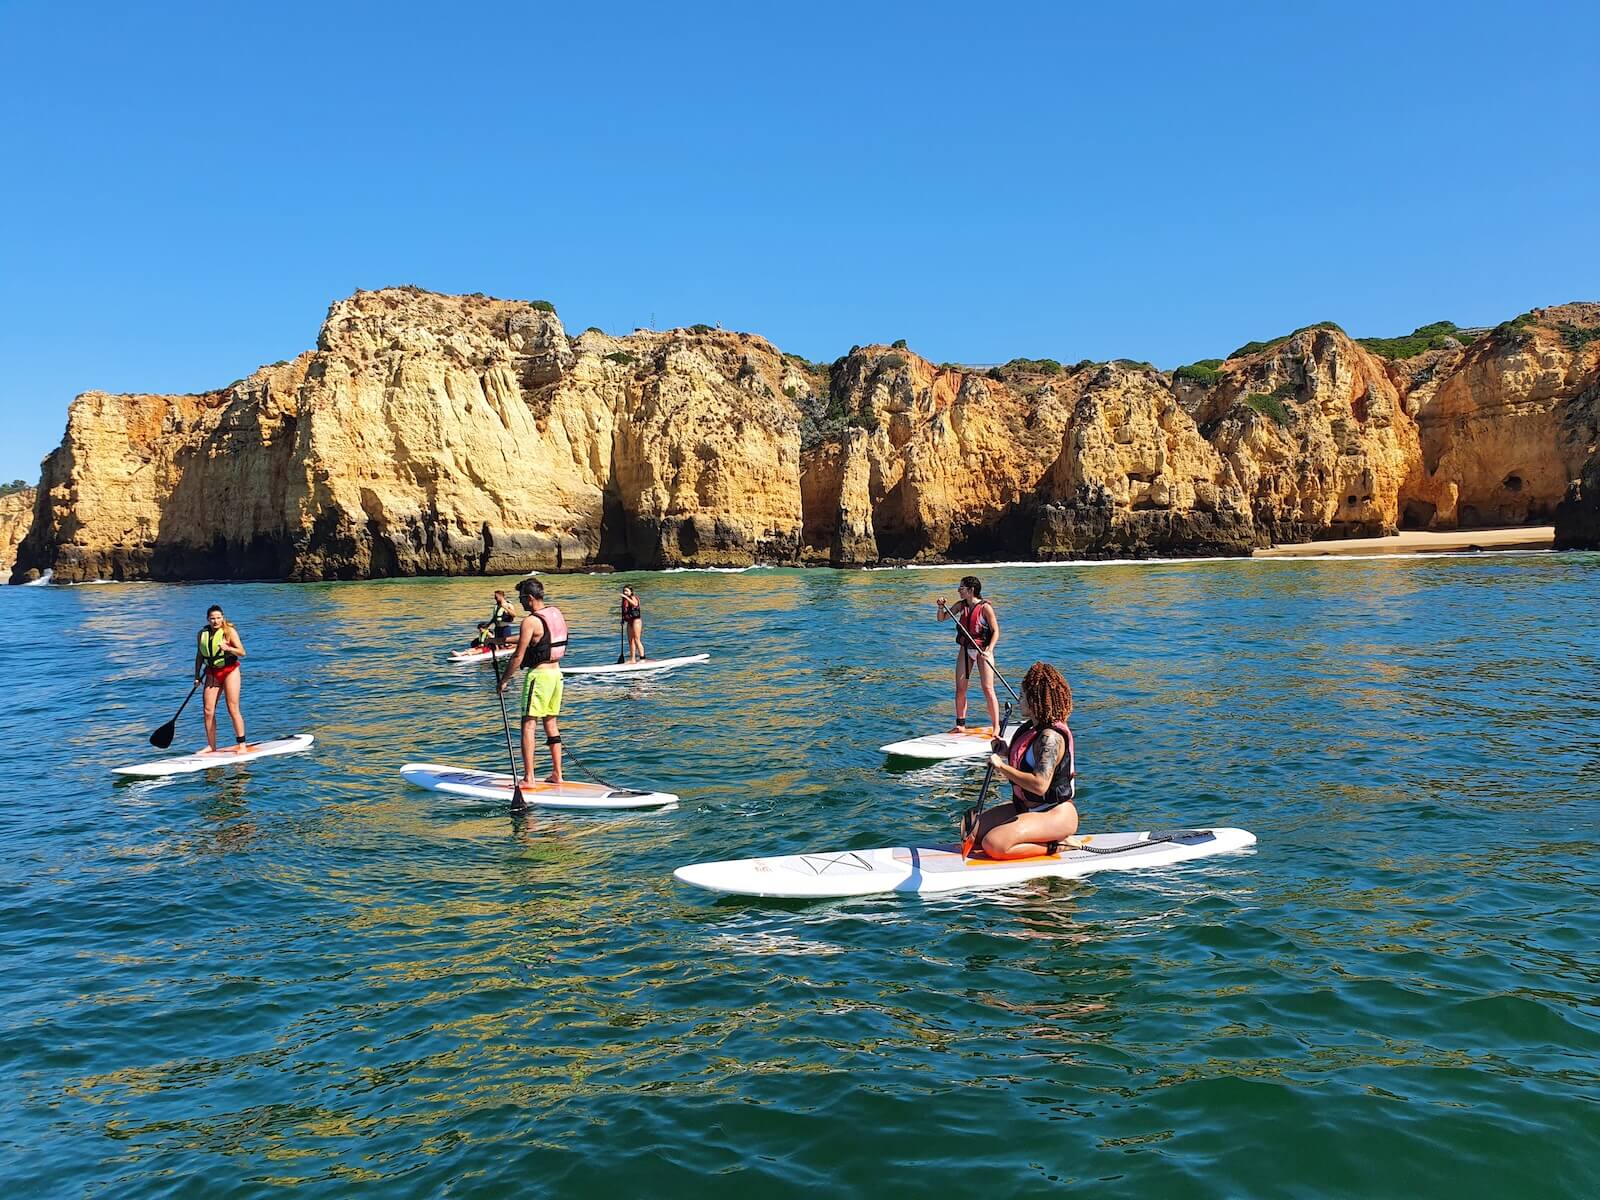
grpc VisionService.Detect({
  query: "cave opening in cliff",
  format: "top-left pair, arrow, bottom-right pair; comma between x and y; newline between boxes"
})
1401,500 -> 1436,530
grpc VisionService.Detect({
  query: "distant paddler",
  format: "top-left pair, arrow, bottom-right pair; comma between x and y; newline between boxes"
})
496,578 -> 569,786
490,589 -> 518,644
619,585 -> 647,664
936,575 -> 1001,735
194,604 -> 253,756
963,662 -> 1078,859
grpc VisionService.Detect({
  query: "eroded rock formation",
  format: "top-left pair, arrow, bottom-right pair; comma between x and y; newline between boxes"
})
12,290 -> 1600,582
0,487 -> 35,578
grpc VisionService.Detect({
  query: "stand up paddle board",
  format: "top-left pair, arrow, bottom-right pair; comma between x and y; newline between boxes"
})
675,827 -> 1256,898
880,726 -> 1003,761
448,645 -> 515,664
400,762 -> 679,809
560,653 -> 709,677
113,734 -> 316,778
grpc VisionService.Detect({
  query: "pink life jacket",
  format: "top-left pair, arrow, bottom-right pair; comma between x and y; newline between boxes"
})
530,605 -> 568,665
1006,721 -> 1076,810
955,600 -> 993,650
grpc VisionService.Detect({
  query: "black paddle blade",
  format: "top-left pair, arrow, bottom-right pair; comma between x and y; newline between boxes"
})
149,721 -> 176,749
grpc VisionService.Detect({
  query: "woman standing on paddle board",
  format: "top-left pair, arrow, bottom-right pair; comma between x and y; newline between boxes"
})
497,578 -> 567,786
965,661 -> 1078,860
193,605 -> 252,755
620,586 -> 646,663
936,576 -> 1001,734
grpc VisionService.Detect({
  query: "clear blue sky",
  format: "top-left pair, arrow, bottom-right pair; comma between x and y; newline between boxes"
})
2,0 -> 1596,483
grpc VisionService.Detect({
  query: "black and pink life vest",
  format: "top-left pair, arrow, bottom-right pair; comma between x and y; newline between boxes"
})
1007,720 -> 1076,810
530,605 -> 569,665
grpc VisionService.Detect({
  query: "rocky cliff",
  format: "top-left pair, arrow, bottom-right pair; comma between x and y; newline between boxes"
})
0,487 -> 35,578
13,290 -> 1600,582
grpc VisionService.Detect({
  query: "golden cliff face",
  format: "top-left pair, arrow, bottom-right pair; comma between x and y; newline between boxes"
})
0,488 -> 35,578
12,289 -> 1600,581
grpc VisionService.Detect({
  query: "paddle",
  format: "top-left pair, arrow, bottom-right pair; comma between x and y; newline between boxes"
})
487,628 -> 527,812
149,680 -> 201,749
617,617 -> 626,664
961,701 -> 1013,858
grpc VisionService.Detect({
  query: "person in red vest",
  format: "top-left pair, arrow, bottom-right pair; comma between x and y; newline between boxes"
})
936,575 -> 1002,734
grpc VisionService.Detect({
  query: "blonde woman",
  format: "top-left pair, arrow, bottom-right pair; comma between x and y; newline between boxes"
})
194,604 -> 252,755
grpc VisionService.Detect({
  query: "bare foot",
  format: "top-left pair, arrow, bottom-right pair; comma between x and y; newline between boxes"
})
946,725 -> 968,735
196,747 -> 218,756
232,743 -> 255,755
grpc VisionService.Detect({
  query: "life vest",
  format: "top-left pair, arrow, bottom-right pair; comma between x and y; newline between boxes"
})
529,605 -> 569,665
621,597 -> 641,622
955,600 -> 993,650
1006,720 -> 1075,810
199,626 -> 238,670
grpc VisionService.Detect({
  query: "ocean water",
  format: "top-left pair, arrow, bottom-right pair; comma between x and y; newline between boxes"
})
2,554 -> 1597,1198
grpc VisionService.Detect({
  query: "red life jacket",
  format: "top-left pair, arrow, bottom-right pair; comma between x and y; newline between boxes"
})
530,605 -> 568,665
955,600 -> 993,650
1006,721 -> 1075,810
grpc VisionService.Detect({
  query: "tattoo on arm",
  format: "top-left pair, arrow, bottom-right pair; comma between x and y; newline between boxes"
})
1032,732 -> 1062,787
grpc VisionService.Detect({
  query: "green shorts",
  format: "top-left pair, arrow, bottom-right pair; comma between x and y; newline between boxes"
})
521,667 -> 563,719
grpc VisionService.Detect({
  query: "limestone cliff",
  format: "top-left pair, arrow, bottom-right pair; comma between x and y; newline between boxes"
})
0,487 -> 35,577
14,289 -> 1600,582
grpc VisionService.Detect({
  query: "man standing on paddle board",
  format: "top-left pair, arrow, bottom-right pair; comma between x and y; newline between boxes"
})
193,604 -> 253,755
936,576 -> 1001,735
489,590 -> 517,645
965,661 -> 1079,859
620,586 -> 646,663
497,578 -> 567,785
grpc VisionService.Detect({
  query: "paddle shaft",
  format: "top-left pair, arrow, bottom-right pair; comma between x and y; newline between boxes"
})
940,598 -> 1019,705
150,679 -> 202,747
487,633 -> 524,808
962,702 -> 1013,857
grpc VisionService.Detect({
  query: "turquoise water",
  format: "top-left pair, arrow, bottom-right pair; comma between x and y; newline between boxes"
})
3,555 -> 1598,1197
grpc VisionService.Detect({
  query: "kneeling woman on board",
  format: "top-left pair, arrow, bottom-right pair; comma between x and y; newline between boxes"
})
496,578 -> 567,786
965,661 -> 1077,859
194,604 -> 252,755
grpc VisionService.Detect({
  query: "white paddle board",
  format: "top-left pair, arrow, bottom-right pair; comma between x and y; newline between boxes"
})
675,827 -> 1256,898
400,762 -> 679,810
880,725 -> 1004,760
560,653 -> 710,677
113,734 -> 316,778
448,645 -> 515,664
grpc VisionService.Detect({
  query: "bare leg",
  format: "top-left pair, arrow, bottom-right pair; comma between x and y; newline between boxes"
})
948,650 -> 970,733
977,656 -> 1000,732
981,803 -> 1080,860
202,682 -> 220,751
223,670 -> 248,751
520,717 -> 540,785
544,716 -> 563,783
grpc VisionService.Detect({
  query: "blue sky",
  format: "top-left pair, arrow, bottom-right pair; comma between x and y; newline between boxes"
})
2,0 -> 1596,482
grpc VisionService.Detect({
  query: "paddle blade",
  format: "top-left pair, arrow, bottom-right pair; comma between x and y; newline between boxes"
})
149,721 -> 177,749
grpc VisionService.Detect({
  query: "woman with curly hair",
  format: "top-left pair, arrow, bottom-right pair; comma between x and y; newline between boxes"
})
963,661 -> 1078,859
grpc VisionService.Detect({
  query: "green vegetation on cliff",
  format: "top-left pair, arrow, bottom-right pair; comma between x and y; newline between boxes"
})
1173,359 -> 1223,385
0,479 -> 29,496
1356,321 -> 1476,360
1228,322 -> 1344,360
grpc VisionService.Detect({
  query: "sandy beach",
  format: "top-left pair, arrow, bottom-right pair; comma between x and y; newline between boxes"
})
1255,526 -> 1554,558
